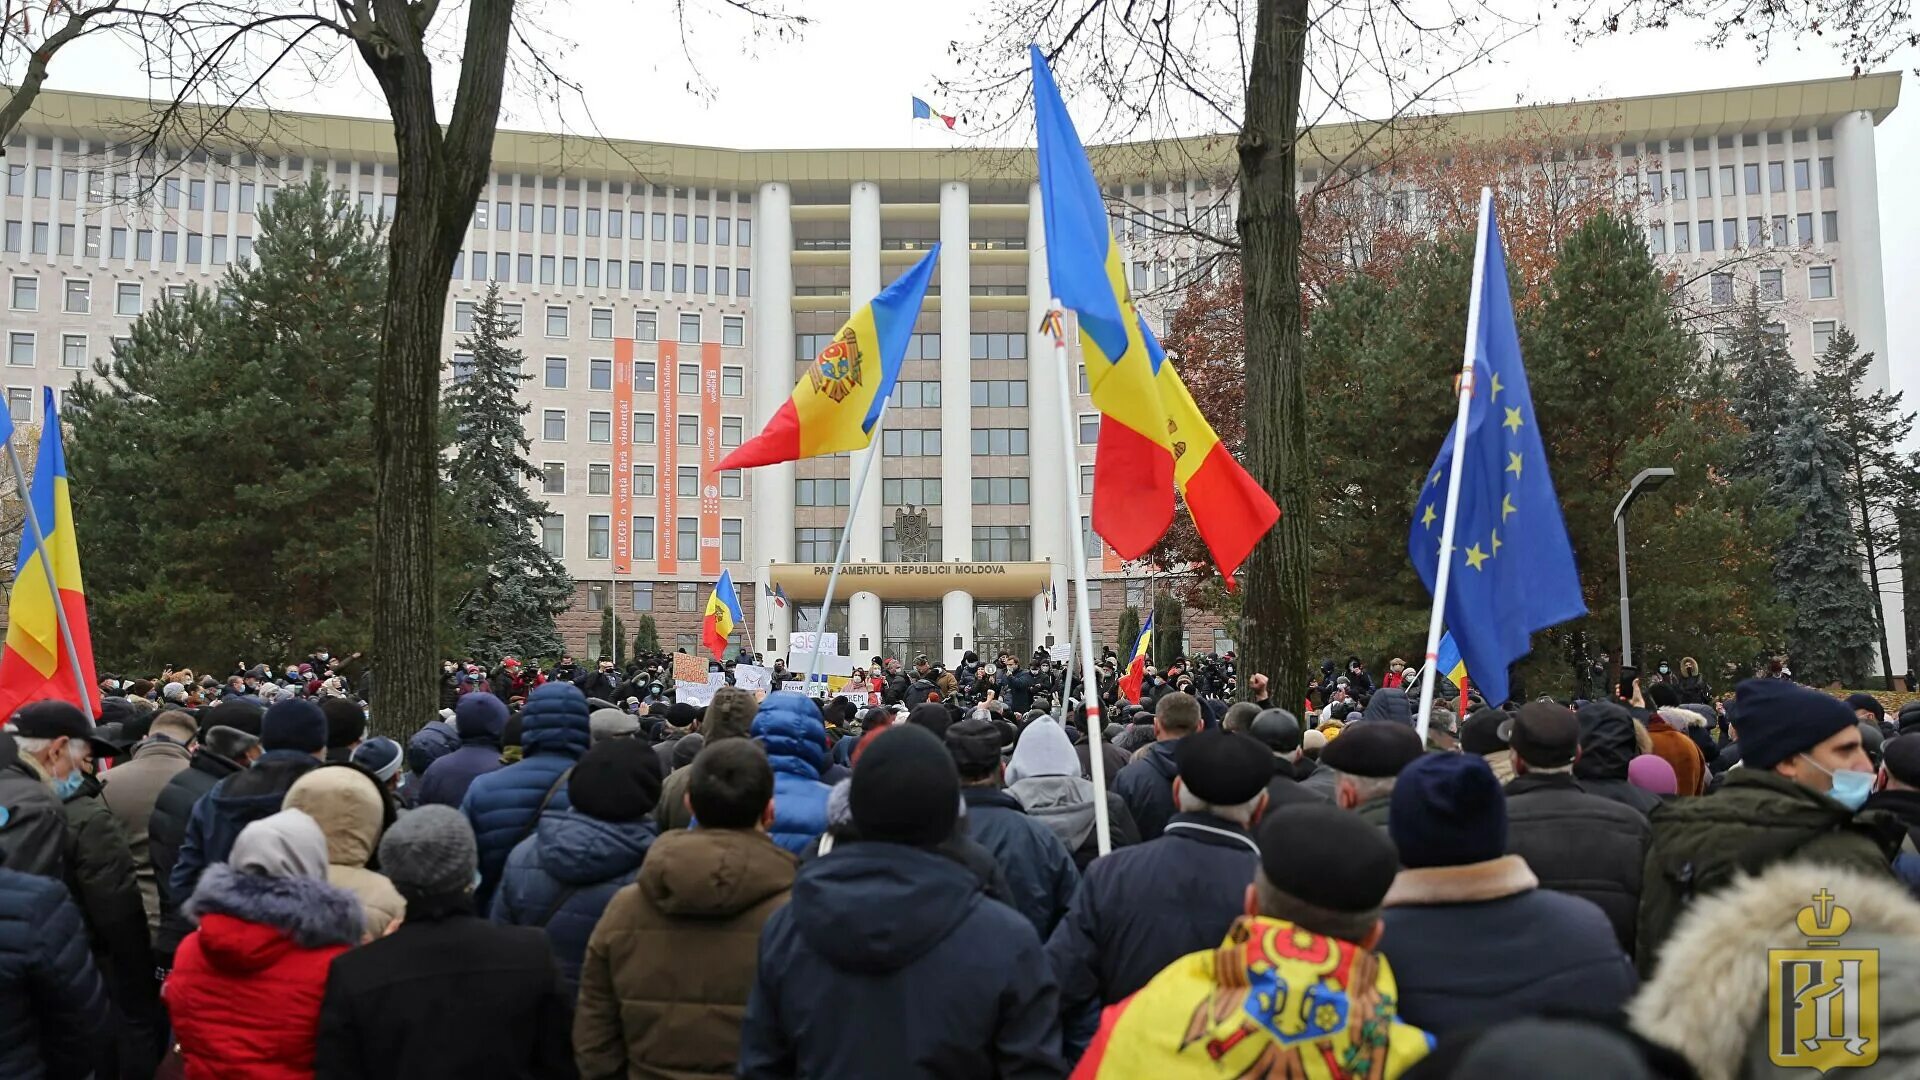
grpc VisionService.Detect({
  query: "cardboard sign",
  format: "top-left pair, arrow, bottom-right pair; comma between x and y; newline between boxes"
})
672,653 -> 710,684
733,664 -> 773,693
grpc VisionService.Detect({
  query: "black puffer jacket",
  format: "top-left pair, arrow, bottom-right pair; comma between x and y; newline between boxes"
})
0,737 -> 64,880
59,777 -> 152,1019
1573,703 -> 1663,817
0,866 -> 111,1080
147,747 -> 245,967
1503,771 -> 1651,954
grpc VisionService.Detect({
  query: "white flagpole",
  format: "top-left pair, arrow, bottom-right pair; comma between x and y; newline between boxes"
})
1045,302 -> 1113,856
801,398 -> 892,689
1415,186 -> 1495,743
4,436 -> 93,719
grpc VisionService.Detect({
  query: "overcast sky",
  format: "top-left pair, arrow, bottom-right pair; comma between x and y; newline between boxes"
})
37,0 -> 1918,407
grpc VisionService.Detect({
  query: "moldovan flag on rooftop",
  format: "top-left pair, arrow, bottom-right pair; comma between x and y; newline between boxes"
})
702,570 -> 744,661
717,246 -> 939,471
1030,46 -> 1279,587
0,390 -> 97,719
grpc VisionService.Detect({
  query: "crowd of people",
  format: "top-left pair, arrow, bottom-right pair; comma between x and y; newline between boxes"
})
2,644 -> 1918,1078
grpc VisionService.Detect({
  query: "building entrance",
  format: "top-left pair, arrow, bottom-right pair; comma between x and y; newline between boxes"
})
881,603 -> 943,665
974,602 -> 1032,664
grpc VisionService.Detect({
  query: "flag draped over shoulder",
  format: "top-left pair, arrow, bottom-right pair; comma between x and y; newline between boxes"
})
1118,613 -> 1153,705
703,570 -> 743,661
0,390 -> 97,719
1408,195 -> 1584,708
1030,46 -> 1278,587
718,247 -> 939,471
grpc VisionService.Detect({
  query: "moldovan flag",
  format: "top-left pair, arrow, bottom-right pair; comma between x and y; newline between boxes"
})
1118,613 -> 1153,705
1435,632 -> 1467,689
718,246 -> 939,471
1031,46 -> 1279,587
702,570 -> 744,661
0,390 -> 97,719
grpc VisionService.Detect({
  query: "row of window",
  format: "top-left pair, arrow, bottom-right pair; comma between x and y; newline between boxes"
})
1643,157 -> 1834,202
471,203 -> 750,247
3,167 -> 271,213
538,462 -> 744,500
543,514 -> 744,563
453,252 -> 750,296
1,278 -> 156,318
793,332 -> 1029,363
539,356 -> 749,394
4,330 -> 93,370
1705,265 -> 1836,304
455,301 -> 748,346
538,409 -> 746,446
2,221 -> 256,265
1647,211 -> 1840,254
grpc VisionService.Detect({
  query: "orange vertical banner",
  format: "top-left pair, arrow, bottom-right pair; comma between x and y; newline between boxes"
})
657,340 -> 679,572
613,337 -> 635,575
699,342 -> 722,576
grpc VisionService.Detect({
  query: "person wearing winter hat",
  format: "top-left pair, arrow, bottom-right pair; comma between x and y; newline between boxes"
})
1573,701 -> 1663,816
1247,707 -> 1327,808
283,764 -> 406,939
350,736 -> 406,799
314,806 -> 574,1079
1004,717 -> 1139,870
1636,679 -> 1903,974
167,699 -> 325,917
1111,690 -> 1204,842
1460,706 -> 1516,785
654,685 -> 758,832
944,717 -> 1080,940
1848,691 -> 1886,727
462,682 -> 593,912
1048,728 -> 1271,1058
1866,735 -> 1920,861
165,808 -> 363,1078
1318,720 -> 1423,828
1377,753 -> 1635,1034
416,691 -> 510,809
740,724 -> 1066,1078
490,737 -> 663,993
319,697 -> 366,764
1074,804 -> 1432,1078
589,706 -> 640,746
653,702 -> 701,774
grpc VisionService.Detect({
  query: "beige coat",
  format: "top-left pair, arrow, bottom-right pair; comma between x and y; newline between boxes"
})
283,766 -> 405,937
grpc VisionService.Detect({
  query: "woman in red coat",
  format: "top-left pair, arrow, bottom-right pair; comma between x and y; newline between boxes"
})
164,808 -> 364,1079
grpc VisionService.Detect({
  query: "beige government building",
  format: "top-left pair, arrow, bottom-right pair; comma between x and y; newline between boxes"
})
0,73 -> 1905,679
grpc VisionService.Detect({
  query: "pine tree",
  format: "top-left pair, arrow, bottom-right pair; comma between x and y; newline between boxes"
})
444,283 -> 573,661
597,607 -> 616,663
1153,592 -> 1184,671
1813,325 -> 1920,687
1768,379 -> 1880,687
633,614 -> 660,658
1116,605 -> 1141,658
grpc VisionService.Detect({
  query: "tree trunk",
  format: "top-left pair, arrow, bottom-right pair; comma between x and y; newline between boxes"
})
1851,452 -> 1895,689
360,0 -> 516,736
1237,0 -> 1310,705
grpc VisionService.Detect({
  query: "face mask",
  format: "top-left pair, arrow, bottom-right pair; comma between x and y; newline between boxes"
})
1801,754 -> 1873,810
53,770 -> 85,799
317,652 -> 330,661
1659,665 -> 1670,675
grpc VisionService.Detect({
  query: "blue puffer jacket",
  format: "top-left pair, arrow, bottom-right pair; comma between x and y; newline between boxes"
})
490,808 -> 656,995
168,750 -> 321,903
462,683 -> 591,912
417,692 -> 509,809
751,693 -> 832,854
0,867 -> 111,1080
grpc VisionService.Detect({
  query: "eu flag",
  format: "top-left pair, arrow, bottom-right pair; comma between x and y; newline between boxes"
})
1409,194 -> 1584,708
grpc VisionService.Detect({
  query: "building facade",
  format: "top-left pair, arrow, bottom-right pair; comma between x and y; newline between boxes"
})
1,73 -> 1904,675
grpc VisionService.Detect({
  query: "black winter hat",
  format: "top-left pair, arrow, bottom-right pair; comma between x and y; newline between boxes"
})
907,702 -> 953,740
260,699 -> 327,753
1882,734 -> 1920,788
851,724 -> 958,847
1257,804 -> 1399,915
1846,693 -> 1886,723
1174,728 -> 1273,806
1501,701 -> 1580,768
1320,722 -> 1423,779
1389,752 -> 1506,869
320,697 -> 366,749
202,699 -> 263,738
1647,682 -> 1680,709
1248,709 -> 1303,755
944,717 -> 1003,780
1460,708 -> 1508,756
8,701 -> 92,739
1731,679 -> 1856,771
568,738 -> 665,822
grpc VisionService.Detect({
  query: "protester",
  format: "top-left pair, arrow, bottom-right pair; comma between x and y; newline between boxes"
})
1636,679 -> 1902,972
749,692 -> 832,853
314,806 -> 576,1079
653,685 -> 757,832
1377,753 -> 1636,1033
1247,707 -> 1328,807
1867,734 -> 1920,861
350,737 -> 407,807
491,737 -> 662,993
462,682 -> 592,912
1048,728 -> 1271,1055
945,716 -> 1080,939
1573,702 -> 1663,816
0,729 -> 65,878
415,691 -> 509,808
1073,803 -> 1431,1077
148,722 -> 259,977
652,702 -> 700,773
0,853 -> 111,1080
1500,700 -> 1652,954
169,699 -> 327,905
1627,754 -> 1678,798
98,710 -> 197,929
165,809 -> 362,1079
319,698 -> 365,765
1460,707 -> 1517,785
1320,720 -> 1424,827
1646,703 -> 1709,797
1004,716 -> 1138,868
282,765 -> 405,939
575,740 -> 796,1080
1111,690 -> 1203,840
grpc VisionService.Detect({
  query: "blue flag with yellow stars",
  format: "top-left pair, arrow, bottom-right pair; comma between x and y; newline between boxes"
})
1409,195 -> 1585,708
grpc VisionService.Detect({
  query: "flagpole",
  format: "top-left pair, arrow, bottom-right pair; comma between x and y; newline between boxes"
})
801,398 -> 892,690
1415,187 -> 1495,744
1045,301 -> 1112,856
4,440 -> 92,719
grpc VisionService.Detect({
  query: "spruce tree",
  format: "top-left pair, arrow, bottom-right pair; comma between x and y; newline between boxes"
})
633,614 -> 660,658
1153,592 -> 1185,671
1722,292 -> 1804,482
1769,380 -> 1880,687
597,607 -> 616,663
444,283 -> 572,661
1813,326 -> 1920,687
1116,605 -> 1141,658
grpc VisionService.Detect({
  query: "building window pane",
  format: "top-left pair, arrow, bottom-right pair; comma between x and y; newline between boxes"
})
589,411 -> 612,442
543,410 -> 567,440
1809,265 -> 1834,299
679,313 -> 700,343
541,515 -> 565,556
542,463 -> 565,494
545,356 -> 567,388
588,515 -> 610,559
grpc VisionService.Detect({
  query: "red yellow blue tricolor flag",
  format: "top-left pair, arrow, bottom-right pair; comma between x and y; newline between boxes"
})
1031,46 -> 1279,587
702,570 -> 744,661
718,247 -> 939,471
1118,613 -> 1153,705
0,390 -> 97,719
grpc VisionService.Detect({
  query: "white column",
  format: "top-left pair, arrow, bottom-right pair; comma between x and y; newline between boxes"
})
1833,111 -> 1905,681
1026,181 -> 1070,652
750,181 -> 795,656
848,181 -> 884,659
942,590 -> 974,668
940,181 -> 974,569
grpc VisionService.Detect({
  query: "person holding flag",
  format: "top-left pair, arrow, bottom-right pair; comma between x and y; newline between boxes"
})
702,570 -> 744,661
0,388 -> 97,720
1117,614 -> 1154,706
1408,191 -> 1585,735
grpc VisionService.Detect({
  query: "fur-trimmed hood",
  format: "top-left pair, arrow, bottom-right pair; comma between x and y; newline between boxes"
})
1631,861 -> 1920,1080
1384,854 -> 1537,907
185,862 -> 364,961
1655,706 -> 1709,732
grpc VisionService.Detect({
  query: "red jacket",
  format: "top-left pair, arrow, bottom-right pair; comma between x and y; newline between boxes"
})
163,866 -> 361,1080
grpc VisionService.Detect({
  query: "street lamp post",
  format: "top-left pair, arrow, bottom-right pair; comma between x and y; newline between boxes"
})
1613,468 -> 1676,671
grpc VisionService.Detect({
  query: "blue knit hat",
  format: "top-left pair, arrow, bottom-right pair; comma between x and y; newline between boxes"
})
1388,752 -> 1506,869
1732,679 -> 1856,770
